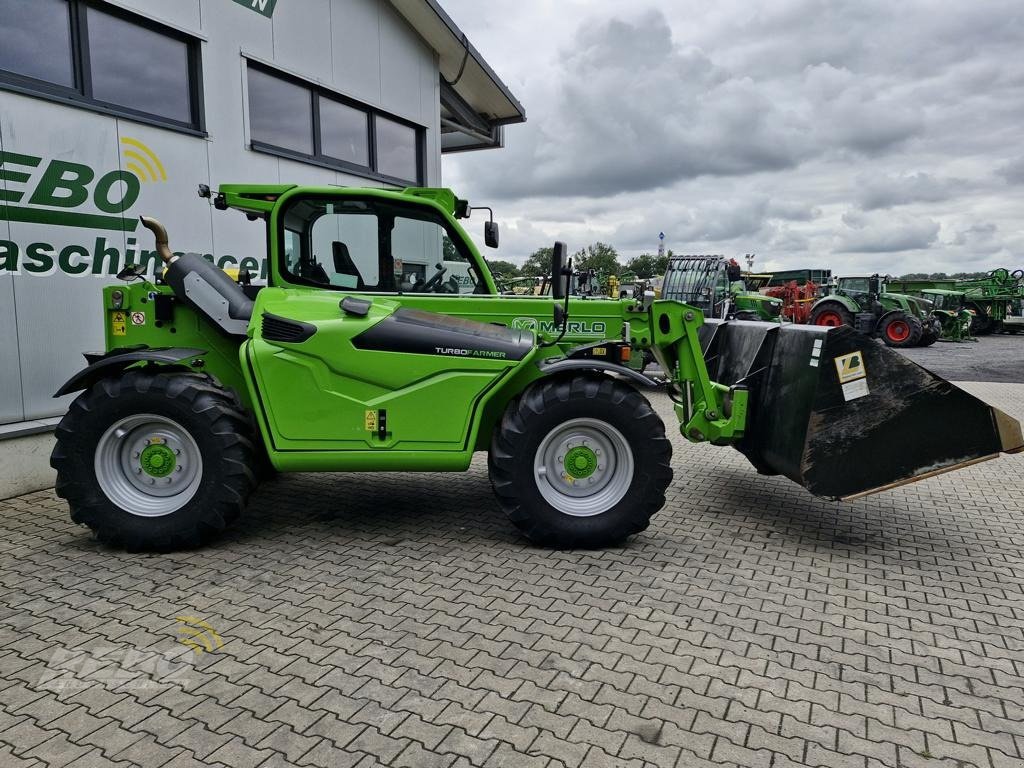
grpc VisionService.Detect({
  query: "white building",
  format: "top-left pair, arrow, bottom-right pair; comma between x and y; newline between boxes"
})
0,0 -> 524,495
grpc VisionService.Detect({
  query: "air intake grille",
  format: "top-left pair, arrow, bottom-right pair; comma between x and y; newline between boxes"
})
261,312 -> 316,343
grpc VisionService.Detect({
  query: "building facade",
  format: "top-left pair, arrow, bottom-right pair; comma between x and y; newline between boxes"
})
0,0 -> 523,441
0,0 -> 523,496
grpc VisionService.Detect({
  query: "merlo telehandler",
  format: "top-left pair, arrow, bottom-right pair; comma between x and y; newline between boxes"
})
50,185 -> 1024,551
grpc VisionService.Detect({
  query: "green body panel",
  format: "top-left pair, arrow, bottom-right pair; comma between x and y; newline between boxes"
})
102,283 -> 252,408
245,287 -> 535,469
815,293 -> 860,314
730,286 -> 783,320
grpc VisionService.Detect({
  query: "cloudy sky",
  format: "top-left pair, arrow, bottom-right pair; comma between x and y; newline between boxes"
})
441,0 -> 1024,275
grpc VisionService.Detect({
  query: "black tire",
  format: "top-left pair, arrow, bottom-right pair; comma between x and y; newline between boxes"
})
917,328 -> 939,347
809,302 -> 855,328
488,375 -> 673,548
968,304 -> 994,335
879,312 -> 922,348
50,371 -> 258,552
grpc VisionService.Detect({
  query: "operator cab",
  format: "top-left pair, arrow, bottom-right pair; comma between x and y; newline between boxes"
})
280,195 -> 491,295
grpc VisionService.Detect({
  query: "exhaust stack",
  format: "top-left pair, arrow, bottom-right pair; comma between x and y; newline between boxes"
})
139,216 -> 177,264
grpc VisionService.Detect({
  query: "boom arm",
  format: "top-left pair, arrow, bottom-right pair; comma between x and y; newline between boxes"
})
644,301 -> 749,445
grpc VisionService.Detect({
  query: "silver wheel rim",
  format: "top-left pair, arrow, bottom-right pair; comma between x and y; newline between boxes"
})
534,418 -> 634,517
94,414 -> 203,517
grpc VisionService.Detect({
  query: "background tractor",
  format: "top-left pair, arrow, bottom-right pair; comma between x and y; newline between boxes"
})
888,269 -> 1024,335
661,255 -> 783,321
809,275 -> 940,348
48,184 -> 1023,552
919,289 -> 977,342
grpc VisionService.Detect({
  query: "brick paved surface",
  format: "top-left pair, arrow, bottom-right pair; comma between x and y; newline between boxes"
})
1,382 -> 1023,768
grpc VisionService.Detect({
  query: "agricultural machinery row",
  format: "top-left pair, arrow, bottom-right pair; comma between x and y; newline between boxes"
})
655,256 -> 1023,348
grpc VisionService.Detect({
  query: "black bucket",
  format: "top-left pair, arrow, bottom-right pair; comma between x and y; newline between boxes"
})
698,320 -> 1024,499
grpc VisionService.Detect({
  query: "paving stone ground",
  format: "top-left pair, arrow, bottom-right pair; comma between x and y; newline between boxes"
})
1,382 -> 1023,768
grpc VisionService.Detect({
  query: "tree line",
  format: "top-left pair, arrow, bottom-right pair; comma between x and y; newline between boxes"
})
486,243 -> 672,282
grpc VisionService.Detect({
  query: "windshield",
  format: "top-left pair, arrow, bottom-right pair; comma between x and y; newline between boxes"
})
279,196 -> 487,294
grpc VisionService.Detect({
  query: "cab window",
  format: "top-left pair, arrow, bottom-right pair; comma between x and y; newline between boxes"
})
279,196 -> 486,294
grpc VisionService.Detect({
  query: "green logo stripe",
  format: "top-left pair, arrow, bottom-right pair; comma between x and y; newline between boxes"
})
0,151 -> 41,168
0,206 -> 138,232
231,0 -> 278,18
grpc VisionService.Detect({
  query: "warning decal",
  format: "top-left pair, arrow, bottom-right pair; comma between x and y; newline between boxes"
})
111,311 -> 127,337
834,351 -> 867,384
364,410 -> 378,432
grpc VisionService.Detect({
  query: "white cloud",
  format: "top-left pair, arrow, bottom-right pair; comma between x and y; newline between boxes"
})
443,0 -> 1024,274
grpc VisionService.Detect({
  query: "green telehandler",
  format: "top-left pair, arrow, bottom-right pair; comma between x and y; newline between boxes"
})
50,184 -> 1024,552
660,255 -> 784,322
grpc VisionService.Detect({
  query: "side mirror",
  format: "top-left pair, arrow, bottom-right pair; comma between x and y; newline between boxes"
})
550,241 -> 568,301
484,221 -> 499,249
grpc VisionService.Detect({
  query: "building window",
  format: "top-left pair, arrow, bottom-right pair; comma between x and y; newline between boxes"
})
0,0 -> 74,88
0,0 -> 204,133
246,62 -> 423,185
320,97 -> 369,167
247,67 -> 314,155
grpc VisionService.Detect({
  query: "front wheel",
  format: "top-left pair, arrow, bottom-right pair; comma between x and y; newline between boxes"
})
51,372 -> 258,551
488,376 -> 673,548
879,312 -> 922,347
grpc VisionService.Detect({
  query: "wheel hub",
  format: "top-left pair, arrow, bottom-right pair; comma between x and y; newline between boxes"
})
563,445 -> 598,479
140,441 -> 176,478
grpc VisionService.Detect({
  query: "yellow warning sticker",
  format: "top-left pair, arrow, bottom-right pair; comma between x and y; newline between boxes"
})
111,311 -> 127,337
834,351 -> 867,383
364,410 -> 378,432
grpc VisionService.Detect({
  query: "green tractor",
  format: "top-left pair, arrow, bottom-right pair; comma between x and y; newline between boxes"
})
661,255 -> 783,321
919,289 -> 977,343
888,269 -> 1024,335
809,275 -> 940,348
49,184 -> 1023,552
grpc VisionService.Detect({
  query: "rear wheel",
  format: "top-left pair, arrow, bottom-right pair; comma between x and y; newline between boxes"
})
918,327 -> 939,347
50,372 -> 258,551
879,312 -> 922,347
810,303 -> 854,328
489,376 -> 673,548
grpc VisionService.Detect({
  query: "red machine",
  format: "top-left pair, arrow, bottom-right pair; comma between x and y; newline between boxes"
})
767,280 -> 819,323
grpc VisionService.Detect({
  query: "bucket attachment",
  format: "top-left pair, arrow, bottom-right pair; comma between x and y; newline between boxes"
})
699,320 -> 1024,499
